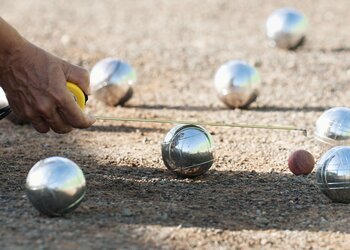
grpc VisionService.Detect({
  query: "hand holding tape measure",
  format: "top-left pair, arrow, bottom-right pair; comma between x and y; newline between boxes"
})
0,82 -> 88,118
0,83 -> 307,134
0,82 -> 94,134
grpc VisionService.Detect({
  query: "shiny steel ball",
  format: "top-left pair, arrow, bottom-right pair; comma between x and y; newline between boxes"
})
90,58 -> 136,106
26,157 -> 86,216
214,60 -> 261,109
316,146 -> 350,203
161,124 -> 215,178
315,107 -> 350,145
266,8 -> 308,50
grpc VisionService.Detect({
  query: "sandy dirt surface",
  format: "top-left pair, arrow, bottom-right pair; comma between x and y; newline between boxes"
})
1,0 -> 350,249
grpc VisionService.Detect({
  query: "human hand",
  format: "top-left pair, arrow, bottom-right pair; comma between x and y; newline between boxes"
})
0,40 -> 95,133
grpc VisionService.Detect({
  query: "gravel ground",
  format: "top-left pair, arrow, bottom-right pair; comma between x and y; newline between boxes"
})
2,0 -> 350,249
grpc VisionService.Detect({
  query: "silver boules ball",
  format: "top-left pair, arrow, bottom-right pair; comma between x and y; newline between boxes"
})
0,87 -> 28,125
161,124 -> 215,178
26,157 -> 86,216
316,146 -> 350,203
315,107 -> 350,145
90,58 -> 136,106
0,87 -> 8,108
214,60 -> 261,109
266,8 -> 308,50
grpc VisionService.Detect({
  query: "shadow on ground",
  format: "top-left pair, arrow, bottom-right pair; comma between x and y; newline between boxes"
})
305,47 -> 350,53
126,104 -> 330,113
80,163 -> 347,233
125,104 -> 227,112
1,121 -> 349,250
0,123 -> 160,249
249,105 -> 331,113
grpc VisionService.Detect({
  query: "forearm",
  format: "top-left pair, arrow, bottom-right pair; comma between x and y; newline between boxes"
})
0,17 -> 25,73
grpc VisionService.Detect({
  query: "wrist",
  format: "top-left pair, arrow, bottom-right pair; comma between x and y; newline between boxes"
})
0,19 -> 26,74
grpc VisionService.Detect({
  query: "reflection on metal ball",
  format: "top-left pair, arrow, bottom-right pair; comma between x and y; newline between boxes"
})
266,8 -> 308,50
161,124 -> 215,178
316,146 -> 350,203
0,87 -> 8,108
315,107 -> 350,145
214,60 -> 260,109
26,157 -> 86,216
90,58 -> 136,106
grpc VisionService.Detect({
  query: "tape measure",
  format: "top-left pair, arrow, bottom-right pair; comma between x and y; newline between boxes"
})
66,82 -> 87,110
0,82 -> 308,135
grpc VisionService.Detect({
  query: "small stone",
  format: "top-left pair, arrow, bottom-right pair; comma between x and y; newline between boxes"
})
121,208 -> 133,217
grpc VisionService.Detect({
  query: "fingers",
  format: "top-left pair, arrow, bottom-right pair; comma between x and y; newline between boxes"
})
53,68 -> 95,129
22,95 -> 71,133
31,117 -> 50,133
16,98 -> 70,133
56,89 -> 96,129
44,108 -> 73,134
10,101 -> 50,133
2,43 -> 94,134
44,68 -> 94,131
59,62 -> 95,129
63,62 -> 91,95
39,66 -> 94,132
9,83 -> 94,133
30,94 -> 93,133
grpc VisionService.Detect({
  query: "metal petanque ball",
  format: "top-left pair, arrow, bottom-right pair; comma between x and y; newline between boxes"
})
314,107 -> 350,146
214,60 -> 261,109
316,146 -> 350,203
26,157 -> 86,216
90,58 -> 136,106
266,8 -> 308,50
161,124 -> 215,178
0,87 -> 8,108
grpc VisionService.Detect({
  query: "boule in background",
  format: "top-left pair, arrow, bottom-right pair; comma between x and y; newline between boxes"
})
161,124 -> 215,178
266,8 -> 308,50
314,107 -> 350,146
26,156 -> 86,217
90,58 -> 137,106
214,60 -> 261,109
316,146 -> 350,203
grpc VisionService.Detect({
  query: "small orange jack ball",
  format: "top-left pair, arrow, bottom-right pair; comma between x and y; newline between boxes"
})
288,149 -> 315,176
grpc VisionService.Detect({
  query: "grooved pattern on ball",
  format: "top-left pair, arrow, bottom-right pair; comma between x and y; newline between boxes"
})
316,146 -> 350,203
161,124 -> 215,178
315,107 -> 350,145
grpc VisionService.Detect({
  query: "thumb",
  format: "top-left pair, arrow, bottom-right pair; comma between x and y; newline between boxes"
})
62,62 -> 91,95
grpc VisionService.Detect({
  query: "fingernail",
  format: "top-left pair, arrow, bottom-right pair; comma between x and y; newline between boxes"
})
88,114 -> 96,123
